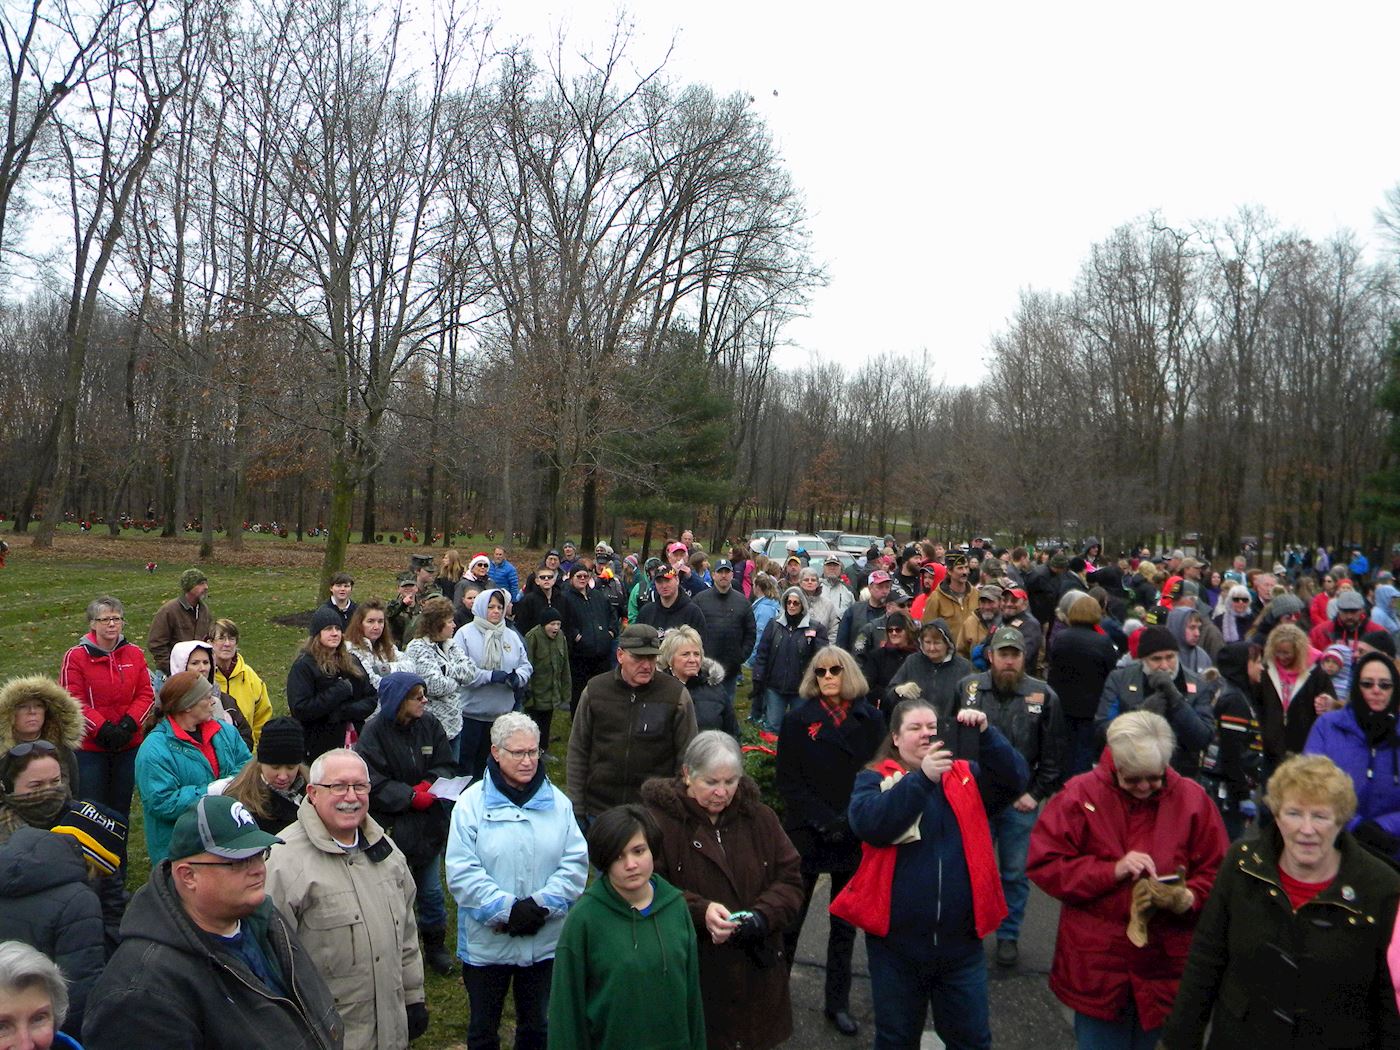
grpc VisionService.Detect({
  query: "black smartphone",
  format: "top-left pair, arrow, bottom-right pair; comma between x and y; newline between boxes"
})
932,722 -> 980,763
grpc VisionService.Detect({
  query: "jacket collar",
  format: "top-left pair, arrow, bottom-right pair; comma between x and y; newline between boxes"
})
295,796 -> 392,861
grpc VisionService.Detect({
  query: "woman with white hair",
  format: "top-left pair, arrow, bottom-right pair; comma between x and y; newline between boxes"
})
1029,712 -> 1228,1049
446,712 -> 587,1050
1212,584 -> 1256,644
0,940 -> 77,1049
641,731 -> 804,1050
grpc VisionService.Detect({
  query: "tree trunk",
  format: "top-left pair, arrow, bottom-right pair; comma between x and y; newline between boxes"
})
319,454 -> 355,598
361,468 -> 377,543
580,472 -> 598,550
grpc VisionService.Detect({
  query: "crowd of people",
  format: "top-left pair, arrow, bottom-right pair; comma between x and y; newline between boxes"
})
4,535 -> 1400,1049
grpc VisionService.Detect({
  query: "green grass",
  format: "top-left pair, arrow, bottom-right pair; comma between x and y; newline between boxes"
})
0,551 -> 483,1044
0,538 -> 763,1049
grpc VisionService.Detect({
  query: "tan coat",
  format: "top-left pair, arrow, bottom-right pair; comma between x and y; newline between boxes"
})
922,584 -> 977,650
264,799 -> 423,1050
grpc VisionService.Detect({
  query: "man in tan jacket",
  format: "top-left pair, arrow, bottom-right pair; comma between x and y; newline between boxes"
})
264,748 -> 427,1049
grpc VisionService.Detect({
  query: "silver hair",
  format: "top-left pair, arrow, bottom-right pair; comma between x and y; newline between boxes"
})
490,711 -> 540,748
0,941 -> 68,1029
657,626 -> 704,673
798,566 -> 820,583
86,595 -> 124,621
308,748 -> 368,785
683,730 -> 743,778
1106,711 -> 1175,776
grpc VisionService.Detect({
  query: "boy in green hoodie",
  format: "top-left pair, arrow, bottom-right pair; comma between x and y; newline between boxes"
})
525,609 -> 570,758
548,805 -> 704,1050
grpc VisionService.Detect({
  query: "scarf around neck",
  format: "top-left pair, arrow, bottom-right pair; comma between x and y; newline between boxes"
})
1,784 -> 72,831
474,616 -> 507,669
486,755 -> 545,808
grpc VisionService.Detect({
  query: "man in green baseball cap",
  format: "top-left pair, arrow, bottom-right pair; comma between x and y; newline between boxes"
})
82,794 -> 343,1049
957,623 -> 1064,970
148,567 -> 212,674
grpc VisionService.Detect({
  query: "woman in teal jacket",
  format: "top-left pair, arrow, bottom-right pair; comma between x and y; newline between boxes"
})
135,670 -> 251,863
548,805 -> 704,1050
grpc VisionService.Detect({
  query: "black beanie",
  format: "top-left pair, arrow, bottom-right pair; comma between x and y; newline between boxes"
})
1362,630 -> 1398,658
308,605 -> 343,637
1137,625 -> 1179,659
257,717 -> 305,765
540,608 -> 563,626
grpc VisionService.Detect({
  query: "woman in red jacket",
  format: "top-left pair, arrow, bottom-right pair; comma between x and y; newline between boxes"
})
1028,710 -> 1227,1049
59,596 -> 154,831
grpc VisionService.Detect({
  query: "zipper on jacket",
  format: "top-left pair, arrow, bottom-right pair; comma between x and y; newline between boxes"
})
213,934 -> 332,1050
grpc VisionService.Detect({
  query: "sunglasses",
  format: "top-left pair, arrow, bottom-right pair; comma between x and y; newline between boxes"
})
1359,679 -> 1395,691
813,666 -> 843,678
1119,774 -> 1164,788
6,740 -> 57,758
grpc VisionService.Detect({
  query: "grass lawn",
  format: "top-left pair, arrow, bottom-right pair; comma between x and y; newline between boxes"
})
0,531 -> 764,1049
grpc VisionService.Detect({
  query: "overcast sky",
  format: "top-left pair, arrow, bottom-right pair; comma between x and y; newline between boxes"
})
489,0 -> 1400,383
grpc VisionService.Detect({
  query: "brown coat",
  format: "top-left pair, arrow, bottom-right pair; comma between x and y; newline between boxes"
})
641,775 -> 804,1050
146,597 -> 212,674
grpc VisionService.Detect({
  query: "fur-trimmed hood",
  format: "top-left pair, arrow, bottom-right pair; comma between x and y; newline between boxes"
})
696,657 -> 727,687
640,770 -> 764,821
0,675 -> 84,753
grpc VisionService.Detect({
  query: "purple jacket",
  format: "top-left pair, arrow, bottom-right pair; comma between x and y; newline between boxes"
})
1305,707 -> 1400,854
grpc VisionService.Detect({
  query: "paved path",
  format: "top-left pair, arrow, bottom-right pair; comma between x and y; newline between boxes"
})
785,877 -> 1075,1049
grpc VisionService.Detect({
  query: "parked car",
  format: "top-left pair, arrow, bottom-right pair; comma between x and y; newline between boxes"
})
761,534 -> 823,560
750,528 -> 798,546
816,530 -> 842,546
835,533 -> 881,555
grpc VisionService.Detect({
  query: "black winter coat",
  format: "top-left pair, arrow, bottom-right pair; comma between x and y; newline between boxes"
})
859,644 -> 918,710
635,590 -> 708,639
355,710 -> 456,869
885,650 -> 975,720
1162,830 -> 1400,1050
671,661 -> 739,739
775,696 -> 886,874
514,587 -> 561,638
0,826 -> 105,1038
691,587 -> 757,677
751,616 -> 828,696
560,585 -> 618,659
286,651 -> 378,763
83,864 -> 344,1050
1048,624 -> 1120,720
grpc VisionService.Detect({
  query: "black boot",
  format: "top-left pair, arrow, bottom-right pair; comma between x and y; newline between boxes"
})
421,926 -> 454,976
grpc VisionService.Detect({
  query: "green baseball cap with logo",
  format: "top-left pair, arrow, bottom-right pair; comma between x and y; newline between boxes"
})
168,794 -> 284,861
989,626 -> 1025,652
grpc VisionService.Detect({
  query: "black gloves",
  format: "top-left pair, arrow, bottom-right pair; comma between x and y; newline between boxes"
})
1354,820 -> 1400,859
505,896 -> 550,937
1144,671 -> 1183,712
406,1001 -> 429,1040
95,715 -> 139,751
490,669 -> 511,684
729,909 -> 769,947
328,678 -> 354,703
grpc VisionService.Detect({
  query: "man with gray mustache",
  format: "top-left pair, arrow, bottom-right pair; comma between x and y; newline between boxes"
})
265,748 -> 427,1049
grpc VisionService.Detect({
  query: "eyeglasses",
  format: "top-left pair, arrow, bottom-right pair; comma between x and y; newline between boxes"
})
1359,679 -> 1395,691
1231,597 -> 1250,603
6,740 -> 57,758
93,615 -> 125,624
813,666 -> 843,678
186,848 -> 272,869
312,782 -> 371,795
499,746 -> 541,760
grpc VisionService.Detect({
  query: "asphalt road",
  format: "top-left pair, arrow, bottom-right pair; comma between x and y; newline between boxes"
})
785,878 -> 1075,1049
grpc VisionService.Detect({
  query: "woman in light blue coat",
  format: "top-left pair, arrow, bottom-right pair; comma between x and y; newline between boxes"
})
446,712 -> 586,1050
452,589 -> 532,778
134,670 -> 251,863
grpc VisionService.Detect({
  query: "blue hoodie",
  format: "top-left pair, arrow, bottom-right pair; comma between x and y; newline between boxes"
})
376,670 -> 428,720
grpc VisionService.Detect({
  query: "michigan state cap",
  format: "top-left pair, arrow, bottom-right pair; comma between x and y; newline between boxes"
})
168,794 -> 283,861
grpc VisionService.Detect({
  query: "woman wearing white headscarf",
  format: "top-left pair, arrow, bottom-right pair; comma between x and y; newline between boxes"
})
1212,584 -> 1255,644
453,589 -> 532,778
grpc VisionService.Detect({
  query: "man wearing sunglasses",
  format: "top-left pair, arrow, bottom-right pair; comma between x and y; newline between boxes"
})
265,748 -> 427,1049
83,793 -> 343,1049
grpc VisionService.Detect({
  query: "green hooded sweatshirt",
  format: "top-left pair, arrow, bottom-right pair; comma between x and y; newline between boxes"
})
547,873 -> 704,1050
